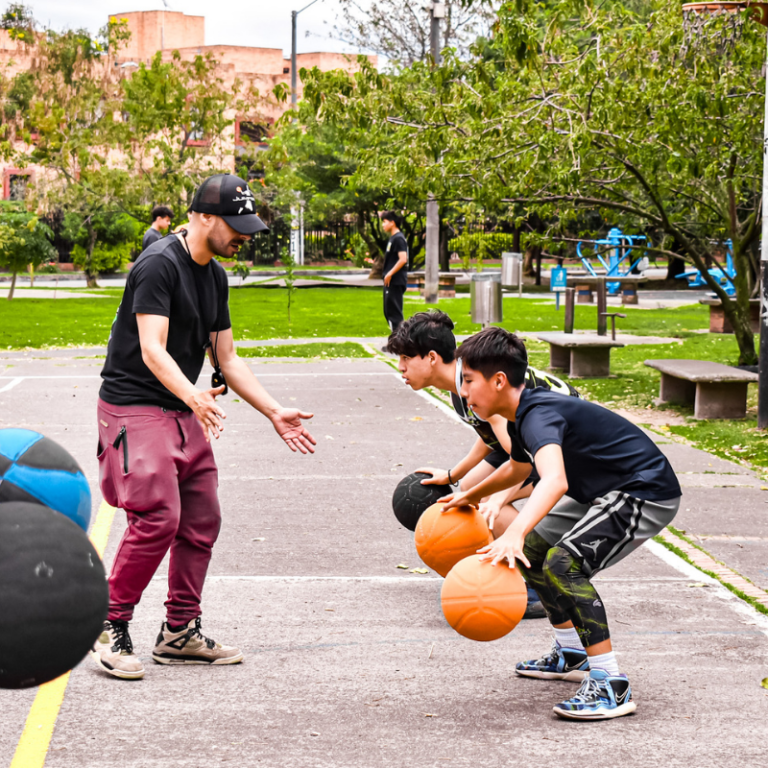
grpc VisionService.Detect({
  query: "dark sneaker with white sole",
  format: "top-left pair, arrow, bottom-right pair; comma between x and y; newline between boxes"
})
152,617 -> 243,666
91,619 -> 145,680
553,669 -> 637,720
515,641 -> 590,681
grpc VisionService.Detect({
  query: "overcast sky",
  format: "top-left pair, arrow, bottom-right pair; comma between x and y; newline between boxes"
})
24,1 -> 361,58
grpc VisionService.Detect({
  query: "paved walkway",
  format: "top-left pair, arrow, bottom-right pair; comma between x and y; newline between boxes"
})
0,354 -> 766,767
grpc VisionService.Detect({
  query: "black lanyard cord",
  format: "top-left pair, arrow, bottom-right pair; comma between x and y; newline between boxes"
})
180,230 -> 228,395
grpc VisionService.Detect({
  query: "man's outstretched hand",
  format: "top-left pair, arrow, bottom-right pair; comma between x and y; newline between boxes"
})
271,408 -> 317,454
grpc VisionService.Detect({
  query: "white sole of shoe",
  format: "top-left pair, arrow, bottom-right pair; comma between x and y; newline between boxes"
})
151,651 -> 244,666
516,668 -> 589,682
90,650 -> 145,680
553,701 -> 637,720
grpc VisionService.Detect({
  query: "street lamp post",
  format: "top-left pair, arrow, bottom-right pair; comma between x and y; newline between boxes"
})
424,2 -> 446,305
682,2 -> 768,426
291,0 -> 323,108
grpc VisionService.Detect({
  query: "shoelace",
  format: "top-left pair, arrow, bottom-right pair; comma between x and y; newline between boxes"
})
109,621 -> 134,654
569,676 -> 604,704
188,618 -> 216,649
534,640 -> 561,667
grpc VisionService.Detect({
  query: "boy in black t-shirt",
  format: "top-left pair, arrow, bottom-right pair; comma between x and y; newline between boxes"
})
387,310 -> 579,619
442,327 -> 681,721
380,211 -> 408,331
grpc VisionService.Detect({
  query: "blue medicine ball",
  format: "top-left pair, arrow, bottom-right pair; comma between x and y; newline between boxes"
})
0,428 -> 91,531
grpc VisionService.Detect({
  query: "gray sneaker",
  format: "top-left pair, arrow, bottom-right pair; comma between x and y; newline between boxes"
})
152,617 -> 244,666
91,620 -> 145,680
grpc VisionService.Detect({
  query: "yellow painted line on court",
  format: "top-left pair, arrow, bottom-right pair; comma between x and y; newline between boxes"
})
10,501 -> 116,768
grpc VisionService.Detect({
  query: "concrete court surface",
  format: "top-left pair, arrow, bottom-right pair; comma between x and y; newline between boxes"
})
0,353 -> 767,768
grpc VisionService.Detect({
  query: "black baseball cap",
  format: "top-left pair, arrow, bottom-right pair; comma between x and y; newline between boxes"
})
189,174 -> 269,235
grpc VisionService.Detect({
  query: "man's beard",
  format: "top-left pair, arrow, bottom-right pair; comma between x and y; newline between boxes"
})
208,231 -> 248,259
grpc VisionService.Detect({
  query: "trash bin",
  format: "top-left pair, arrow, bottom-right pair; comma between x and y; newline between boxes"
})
470,273 -> 502,325
501,252 -> 522,288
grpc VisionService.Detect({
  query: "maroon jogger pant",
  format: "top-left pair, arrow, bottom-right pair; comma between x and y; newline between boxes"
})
97,399 -> 221,625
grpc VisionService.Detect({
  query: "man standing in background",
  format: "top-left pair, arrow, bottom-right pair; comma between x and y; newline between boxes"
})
142,206 -> 174,251
380,211 -> 408,332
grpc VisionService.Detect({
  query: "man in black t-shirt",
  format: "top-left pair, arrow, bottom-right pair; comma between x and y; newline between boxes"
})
92,175 -> 316,681
380,210 -> 408,331
142,205 -> 173,251
443,327 -> 681,721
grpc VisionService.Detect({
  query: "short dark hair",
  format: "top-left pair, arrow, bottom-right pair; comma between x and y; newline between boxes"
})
456,327 -> 528,387
151,206 -> 173,222
386,310 -> 457,361
381,210 -> 401,228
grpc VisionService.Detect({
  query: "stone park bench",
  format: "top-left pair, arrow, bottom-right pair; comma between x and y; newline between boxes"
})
537,333 -> 624,378
644,359 -> 758,420
699,297 -> 760,334
566,275 -> 647,305
407,271 -> 456,298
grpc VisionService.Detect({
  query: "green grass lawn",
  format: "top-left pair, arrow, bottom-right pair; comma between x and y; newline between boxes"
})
237,342 -> 372,359
0,285 -> 711,349
2,283 -> 766,475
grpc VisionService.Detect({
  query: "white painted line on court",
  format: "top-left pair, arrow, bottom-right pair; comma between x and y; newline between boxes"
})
158,575 -> 444,584
218,474 -> 400,481
0,377 -> 23,393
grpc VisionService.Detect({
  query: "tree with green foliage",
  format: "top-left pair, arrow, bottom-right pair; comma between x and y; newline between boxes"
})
303,0 -> 766,364
15,13 -> 266,282
0,206 -> 55,299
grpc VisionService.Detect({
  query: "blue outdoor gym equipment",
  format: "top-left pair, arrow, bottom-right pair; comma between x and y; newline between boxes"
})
675,240 -> 735,296
575,227 -> 650,295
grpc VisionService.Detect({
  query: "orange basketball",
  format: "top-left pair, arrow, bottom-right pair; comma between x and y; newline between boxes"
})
440,554 -> 528,642
414,503 -> 492,577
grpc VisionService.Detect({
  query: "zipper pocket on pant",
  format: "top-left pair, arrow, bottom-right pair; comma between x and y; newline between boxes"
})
113,426 -> 128,473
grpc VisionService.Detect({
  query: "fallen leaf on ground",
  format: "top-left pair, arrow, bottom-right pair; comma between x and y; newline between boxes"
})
251,537 -> 266,542
410,416 -> 423,421
410,568 -> 429,574
396,564 -> 409,569
762,678 -> 768,690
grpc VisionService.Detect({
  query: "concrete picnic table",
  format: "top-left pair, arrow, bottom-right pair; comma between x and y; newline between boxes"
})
644,359 -> 758,419
536,332 -> 624,378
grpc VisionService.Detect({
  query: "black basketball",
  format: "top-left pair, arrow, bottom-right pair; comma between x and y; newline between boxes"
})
0,502 -> 108,689
392,472 -> 453,532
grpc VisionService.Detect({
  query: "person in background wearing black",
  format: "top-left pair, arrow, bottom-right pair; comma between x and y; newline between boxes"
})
380,211 -> 408,332
142,206 -> 174,251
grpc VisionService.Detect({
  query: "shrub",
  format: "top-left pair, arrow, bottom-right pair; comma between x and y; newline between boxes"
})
71,242 -> 132,274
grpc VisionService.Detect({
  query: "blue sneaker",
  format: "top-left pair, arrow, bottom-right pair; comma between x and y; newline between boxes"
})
553,669 -> 637,720
515,641 -> 590,681
523,586 -> 547,619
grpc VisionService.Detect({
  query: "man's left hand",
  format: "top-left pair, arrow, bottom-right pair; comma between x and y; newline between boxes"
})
271,408 -> 317,454
383,273 -> 392,286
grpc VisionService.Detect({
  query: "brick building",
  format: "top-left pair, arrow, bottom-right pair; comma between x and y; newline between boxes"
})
1,10 -> 374,201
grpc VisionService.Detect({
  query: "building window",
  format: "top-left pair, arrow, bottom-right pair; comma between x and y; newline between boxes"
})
185,102 -> 210,147
283,67 -> 290,74
235,120 -> 272,148
3,168 -> 33,200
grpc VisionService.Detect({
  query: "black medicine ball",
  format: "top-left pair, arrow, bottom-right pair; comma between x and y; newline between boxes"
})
0,502 -> 108,689
392,472 -> 453,532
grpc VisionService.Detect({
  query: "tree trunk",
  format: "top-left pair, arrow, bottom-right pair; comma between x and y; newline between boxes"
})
368,254 -> 384,280
523,244 -> 540,277
7,270 -> 17,300
665,256 -> 686,282
86,271 -> 100,289
28,263 -> 34,288
439,220 -> 450,271
717,292 -> 757,365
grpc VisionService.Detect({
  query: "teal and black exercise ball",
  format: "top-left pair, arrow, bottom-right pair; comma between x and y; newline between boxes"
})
392,472 -> 453,532
0,428 -> 91,531
0,502 -> 108,689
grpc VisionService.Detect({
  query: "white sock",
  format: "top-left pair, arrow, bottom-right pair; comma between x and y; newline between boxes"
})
553,627 -> 583,650
588,651 -> 620,677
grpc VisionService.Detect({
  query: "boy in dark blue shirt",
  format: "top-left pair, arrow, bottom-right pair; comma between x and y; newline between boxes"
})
443,327 -> 681,721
